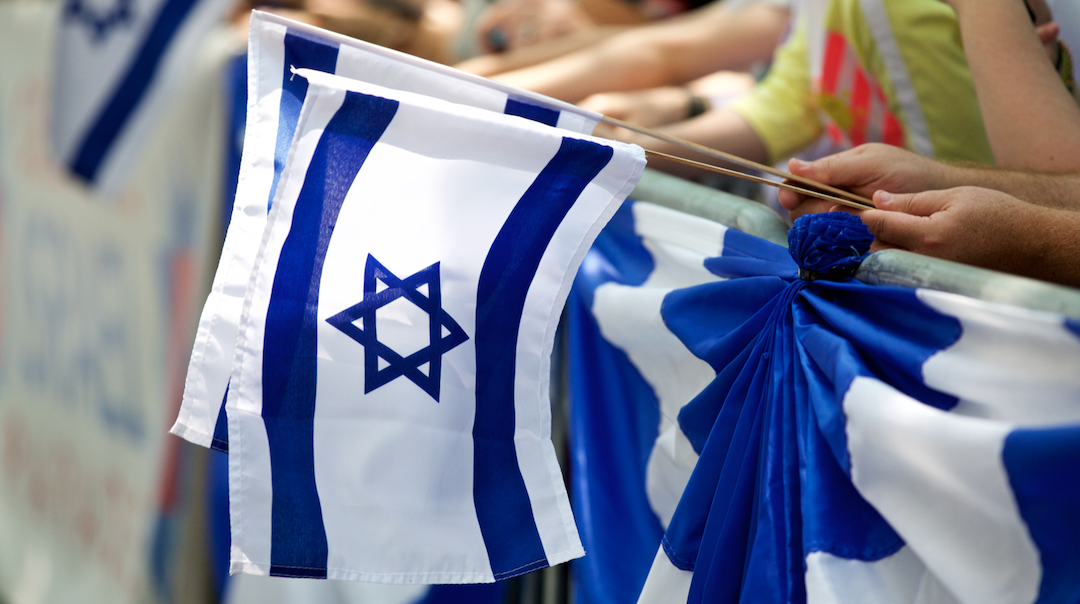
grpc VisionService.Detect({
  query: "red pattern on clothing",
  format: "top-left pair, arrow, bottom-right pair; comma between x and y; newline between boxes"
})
818,31 -> 905,149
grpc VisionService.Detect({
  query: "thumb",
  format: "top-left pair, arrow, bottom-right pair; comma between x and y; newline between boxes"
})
787,157 -> 828,183
874,190 -> 948,217
859,208 -> 927,251
788,153 -> 859,189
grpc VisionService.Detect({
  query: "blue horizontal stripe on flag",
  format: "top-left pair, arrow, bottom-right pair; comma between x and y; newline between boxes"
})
473,136 -> 612,579
261,90 -> 399,579
69,0 -> 199,182
503,98 -> 560,128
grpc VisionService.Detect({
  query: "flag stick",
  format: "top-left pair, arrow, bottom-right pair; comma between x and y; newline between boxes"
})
643,150 -> 874,211
601,115 -> 875,209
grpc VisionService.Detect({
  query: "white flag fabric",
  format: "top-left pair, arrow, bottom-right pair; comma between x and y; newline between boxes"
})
172,10 -> 602,450
52,0 -> 234,195
570,201 -> 1080,604
224,72 -> 643,582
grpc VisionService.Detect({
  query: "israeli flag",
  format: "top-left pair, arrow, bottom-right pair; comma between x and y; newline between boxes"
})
572,202 -> 1080,604
52,0 -> 234,195
225,72 -> 643,582
172,10 -> 603,450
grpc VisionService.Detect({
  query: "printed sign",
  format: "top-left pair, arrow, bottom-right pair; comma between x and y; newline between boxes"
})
0,6 -> 230,603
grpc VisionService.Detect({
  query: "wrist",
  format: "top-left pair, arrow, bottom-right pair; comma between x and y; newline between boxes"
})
1042,207 -> 1080,287
1022,205 -> 1073,284
928,159 -> 972,191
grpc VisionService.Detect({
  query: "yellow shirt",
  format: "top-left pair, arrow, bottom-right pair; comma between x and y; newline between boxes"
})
729,0 -> 993,166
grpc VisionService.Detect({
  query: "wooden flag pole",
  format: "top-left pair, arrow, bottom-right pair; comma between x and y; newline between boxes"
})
601,115 -> 875,209
643,150 -> 875,211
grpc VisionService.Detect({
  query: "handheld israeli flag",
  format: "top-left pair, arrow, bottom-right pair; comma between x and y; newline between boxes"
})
172,10 -> 603,450
52,0 -> 234,195
224,72 -> 643,582
573,203 -> 1080,604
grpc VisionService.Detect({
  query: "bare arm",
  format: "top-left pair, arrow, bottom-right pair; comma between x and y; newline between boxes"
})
941,166 -> 1080,210
455,26 -> 627,76
601,107 -> 770,179
577,71 -> 755,128
778,144 -> 1080,219
596,14 -> 810,180
488,2 -> 789,102
945,0 -> 1080,170
578,0 -> 654,25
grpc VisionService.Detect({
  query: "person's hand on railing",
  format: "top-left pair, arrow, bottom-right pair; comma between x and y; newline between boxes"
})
778,144 -> 953,220
860,186 -> 1080,287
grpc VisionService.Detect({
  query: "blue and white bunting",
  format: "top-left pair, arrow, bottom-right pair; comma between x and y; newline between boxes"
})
52,0 -> 234,195
224,73 -> 643,582
172,11 -> 603,450
570,201 -> 1080,604
566,201 -> 729,604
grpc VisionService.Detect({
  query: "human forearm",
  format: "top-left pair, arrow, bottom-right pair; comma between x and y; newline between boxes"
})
492,31 -> 671,101
936,165 -> 1080,210
658,109 -> 769,164
1036,207 -> 1080,287
603,108 -> 769,179
455,26 -> 626,77
778,144 -> 1080,220
649,2 -> 789,90
493,2 -> 788,102
576,71 -> 756,129
578,0 -> 650,25
947,0 -> 1080,171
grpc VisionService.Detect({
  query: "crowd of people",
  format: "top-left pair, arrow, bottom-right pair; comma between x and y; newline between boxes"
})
244,0 -> 1080,288
774,0 -> 1080,288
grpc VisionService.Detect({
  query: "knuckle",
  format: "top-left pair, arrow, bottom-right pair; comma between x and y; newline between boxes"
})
919,230 -> 946,251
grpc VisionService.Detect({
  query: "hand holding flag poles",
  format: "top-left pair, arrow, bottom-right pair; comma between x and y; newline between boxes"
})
640,148 -> 874,211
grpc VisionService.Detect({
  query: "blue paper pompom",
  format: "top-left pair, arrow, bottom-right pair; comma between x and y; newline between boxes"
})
788,212 -> 873,279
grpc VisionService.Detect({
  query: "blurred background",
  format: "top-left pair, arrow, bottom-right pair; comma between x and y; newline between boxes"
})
0,0 -> 604,601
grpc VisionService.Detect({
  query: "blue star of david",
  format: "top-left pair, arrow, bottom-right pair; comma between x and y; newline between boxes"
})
64,0 -> 135,43
326,255 -> 469,402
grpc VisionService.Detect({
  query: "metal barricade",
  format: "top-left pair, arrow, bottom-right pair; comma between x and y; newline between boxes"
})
533,168 -> 1080,604
629,168 -> 1080,317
